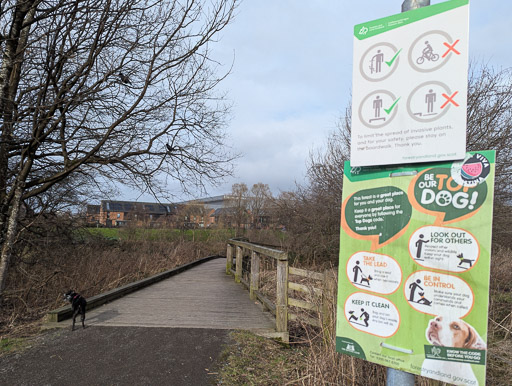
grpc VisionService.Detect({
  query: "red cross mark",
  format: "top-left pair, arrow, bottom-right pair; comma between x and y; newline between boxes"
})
442,39 -> 461,58
441,91 -> 459,109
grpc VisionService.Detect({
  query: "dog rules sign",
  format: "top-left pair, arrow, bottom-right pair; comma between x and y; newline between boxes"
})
336,151 -> 495,386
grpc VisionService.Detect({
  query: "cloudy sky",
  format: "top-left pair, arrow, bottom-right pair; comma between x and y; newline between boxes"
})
127,0 -> 511,202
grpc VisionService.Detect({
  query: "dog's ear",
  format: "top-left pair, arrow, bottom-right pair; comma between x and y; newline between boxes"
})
464,322 -> 487,350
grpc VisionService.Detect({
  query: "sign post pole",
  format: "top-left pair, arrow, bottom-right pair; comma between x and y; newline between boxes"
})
384,1 -> 430,385
402,0 -> 430,12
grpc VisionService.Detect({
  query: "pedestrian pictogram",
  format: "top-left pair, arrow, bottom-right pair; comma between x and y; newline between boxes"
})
371,50 -> 385,74
358,90 -> 400,128
359,43 -> 401,82
407,81 -> 457,123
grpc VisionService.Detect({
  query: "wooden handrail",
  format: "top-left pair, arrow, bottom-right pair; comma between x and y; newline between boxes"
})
226,239 -> 289,342
227,239 -> 287,260
225,239 -> 337,343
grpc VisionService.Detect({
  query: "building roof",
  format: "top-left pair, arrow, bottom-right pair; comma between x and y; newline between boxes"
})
210,207 -> 246,217
86,205 -> 100,214
179,195 -> 232,211
100,200 -> 177,215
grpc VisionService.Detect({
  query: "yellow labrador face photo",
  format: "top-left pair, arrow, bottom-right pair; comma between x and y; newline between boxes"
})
425,316 -> 487,350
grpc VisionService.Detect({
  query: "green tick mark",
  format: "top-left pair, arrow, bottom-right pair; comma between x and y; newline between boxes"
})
384,97 -> 401,115
385,49 -> 402,67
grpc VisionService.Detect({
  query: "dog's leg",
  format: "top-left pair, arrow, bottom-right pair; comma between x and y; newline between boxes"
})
81,308 -> 86,329
72,309 -> 78,331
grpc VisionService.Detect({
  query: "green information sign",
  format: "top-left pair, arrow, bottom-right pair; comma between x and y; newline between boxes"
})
336,151 -> 495,386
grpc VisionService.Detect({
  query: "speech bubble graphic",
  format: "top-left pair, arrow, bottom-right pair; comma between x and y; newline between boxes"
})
409,167 -> 488,224
344,292 -> 400,337
343,187 -> 412,250
404,271 -> 474,318
347,252 -> 402,294
409,226 -> 480,272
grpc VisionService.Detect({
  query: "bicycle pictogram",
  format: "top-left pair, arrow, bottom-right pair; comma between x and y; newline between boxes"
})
416,41 -> 439,65
408,30 -> 459,73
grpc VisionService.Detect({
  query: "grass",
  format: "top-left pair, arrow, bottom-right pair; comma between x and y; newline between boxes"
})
81,227 -> 237,242
217,331 -> 308,385
0,337 -> 28,356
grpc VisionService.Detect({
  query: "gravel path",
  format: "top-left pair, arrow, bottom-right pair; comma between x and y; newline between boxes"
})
0,326 -> 231,385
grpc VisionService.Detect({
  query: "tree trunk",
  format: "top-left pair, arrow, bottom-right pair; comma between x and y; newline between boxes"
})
0,185 -> 23,301
0,1 -> 36,252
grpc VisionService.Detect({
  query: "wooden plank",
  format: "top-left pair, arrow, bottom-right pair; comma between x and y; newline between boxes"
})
288,281 -> 322,296
322,269 -> 337,339
288,312 -> 321,328
289,297 -> 318,311
240,276 -> 249,289
289,266 -> 324,281
229,239 -> 287,261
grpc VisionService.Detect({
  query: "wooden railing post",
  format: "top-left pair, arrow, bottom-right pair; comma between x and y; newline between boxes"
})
276,257 -> 289,340
235,245 -> 243,283
250,251 -> 260,300
226,244 -> 233,275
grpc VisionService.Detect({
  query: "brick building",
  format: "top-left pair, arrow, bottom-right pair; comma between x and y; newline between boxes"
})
86,195 -> 276,229
86,201 -> 178,227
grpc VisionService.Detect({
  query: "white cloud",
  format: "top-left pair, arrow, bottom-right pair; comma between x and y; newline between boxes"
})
128,0 -> 512,202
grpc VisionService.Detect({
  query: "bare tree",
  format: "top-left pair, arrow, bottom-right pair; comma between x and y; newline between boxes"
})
229,182 -> 249,234
466,64 -> 512,242
248,182 -> 271,228
272,126 -> 349,265
0,0 -> 239,298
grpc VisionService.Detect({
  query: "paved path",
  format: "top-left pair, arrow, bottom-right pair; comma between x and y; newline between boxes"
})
84,258 -> 275,330
0,327 -> 231,386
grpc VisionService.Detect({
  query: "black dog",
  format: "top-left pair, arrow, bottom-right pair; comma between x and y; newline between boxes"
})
64,290 -> 87,331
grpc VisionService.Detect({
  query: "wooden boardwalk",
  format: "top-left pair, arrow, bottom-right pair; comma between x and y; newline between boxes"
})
83,258 -> 275,330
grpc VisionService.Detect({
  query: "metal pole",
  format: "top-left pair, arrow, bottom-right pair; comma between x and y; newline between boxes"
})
387,0 -> 428,379
402,0 -> 430,12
